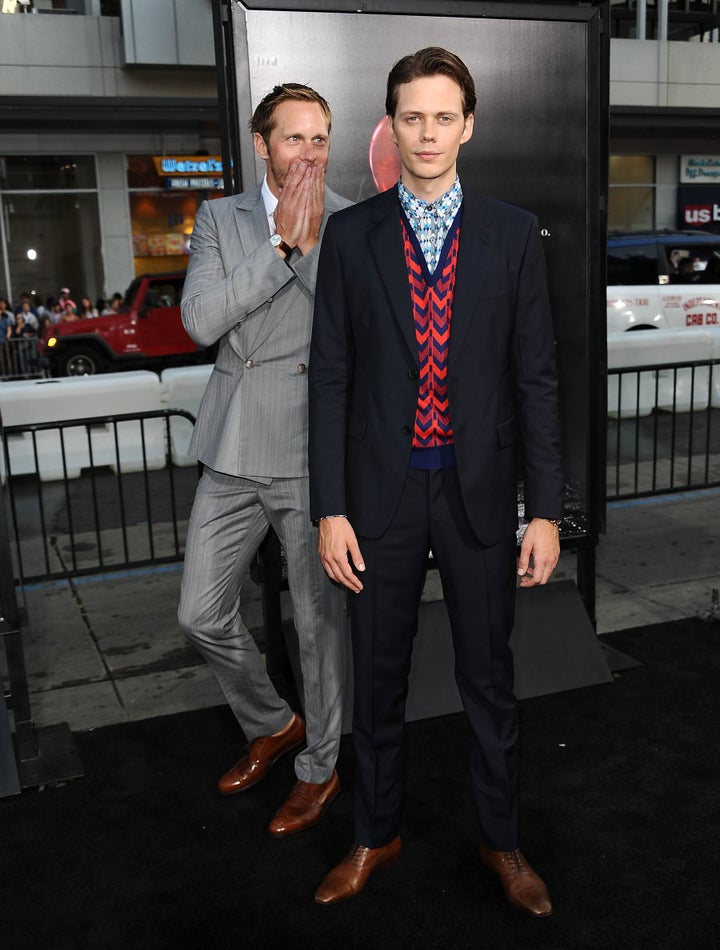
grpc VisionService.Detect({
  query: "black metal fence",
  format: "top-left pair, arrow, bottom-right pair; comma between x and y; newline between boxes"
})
1,409 -> 198,584
1,359 -> 720,585
0,339 -> 48,381
607,358 -> 720,500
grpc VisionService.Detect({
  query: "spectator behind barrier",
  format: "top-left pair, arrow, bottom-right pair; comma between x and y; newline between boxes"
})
14,293 -> 38,330
0,297 -> 13,376
58,302 -> 80,324
7,311 -> 37,375
78,296 -> 99,319
102,293 -> 123,315
58,287 -> 77,311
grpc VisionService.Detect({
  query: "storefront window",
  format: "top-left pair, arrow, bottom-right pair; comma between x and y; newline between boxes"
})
127,155 -> 223,277
0,155 -> 102,308
1,155 -> 97,191
608,155 -> 655,232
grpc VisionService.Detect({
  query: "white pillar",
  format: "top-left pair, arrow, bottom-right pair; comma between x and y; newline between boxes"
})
95,153 -> 134,301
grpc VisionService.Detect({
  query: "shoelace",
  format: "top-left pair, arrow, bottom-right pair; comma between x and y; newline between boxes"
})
349,845 -> 369,866
502,850 -> 527,872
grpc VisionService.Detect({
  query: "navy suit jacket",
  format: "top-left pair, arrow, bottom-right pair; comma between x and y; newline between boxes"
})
308,185 -> 564,545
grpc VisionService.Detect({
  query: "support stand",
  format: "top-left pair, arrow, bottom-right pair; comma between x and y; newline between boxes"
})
1,622 -> 83,794
0,419 -> 83,796
254,529 -> 614,729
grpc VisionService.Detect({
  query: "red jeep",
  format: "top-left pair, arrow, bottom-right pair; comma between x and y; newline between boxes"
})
41,272 -> 212,376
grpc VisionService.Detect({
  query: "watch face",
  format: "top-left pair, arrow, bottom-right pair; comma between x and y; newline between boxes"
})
270,234 -> 282,246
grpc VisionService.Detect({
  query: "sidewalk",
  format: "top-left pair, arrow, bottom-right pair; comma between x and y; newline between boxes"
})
12,489 -> 720,734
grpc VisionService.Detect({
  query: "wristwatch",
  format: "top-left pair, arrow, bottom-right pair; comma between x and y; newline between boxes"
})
270,233 -> 293,255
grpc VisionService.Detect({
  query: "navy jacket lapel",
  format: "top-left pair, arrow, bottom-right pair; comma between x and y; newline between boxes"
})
368,187 -> 419,366
449,192 -> 495,368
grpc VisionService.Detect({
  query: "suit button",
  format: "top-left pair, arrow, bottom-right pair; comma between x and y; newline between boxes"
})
245,358 -> 254,368
408,369 -> 419,379
403,425 -> 412,435
297,363 -> 307,374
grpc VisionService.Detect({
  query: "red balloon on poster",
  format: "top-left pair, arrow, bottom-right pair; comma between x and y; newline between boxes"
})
369,117 -> 401,193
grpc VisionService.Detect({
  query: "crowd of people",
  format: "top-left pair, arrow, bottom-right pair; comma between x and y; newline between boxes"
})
0,287 -> 124,376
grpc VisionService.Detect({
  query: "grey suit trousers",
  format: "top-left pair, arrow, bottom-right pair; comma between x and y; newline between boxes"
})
178,467 -> 346,783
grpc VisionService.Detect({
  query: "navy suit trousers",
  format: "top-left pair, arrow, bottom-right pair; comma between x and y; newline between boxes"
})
350,465 -> 519,851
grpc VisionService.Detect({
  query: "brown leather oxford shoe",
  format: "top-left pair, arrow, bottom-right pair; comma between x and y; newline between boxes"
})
268,770 -> 341,837
314,836 -> 402,905
479,843 -> 553,918
217,713 -> 305,795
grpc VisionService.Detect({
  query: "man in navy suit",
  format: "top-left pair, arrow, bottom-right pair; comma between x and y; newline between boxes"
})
308,48 -> 564,914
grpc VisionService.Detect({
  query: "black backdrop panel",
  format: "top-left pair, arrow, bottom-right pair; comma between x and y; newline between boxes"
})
223,0 -> 608,543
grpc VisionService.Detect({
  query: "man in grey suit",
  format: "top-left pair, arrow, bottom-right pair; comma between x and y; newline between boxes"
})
178,83 -> 352,837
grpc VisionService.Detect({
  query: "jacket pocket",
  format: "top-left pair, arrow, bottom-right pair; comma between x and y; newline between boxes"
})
348,411 -> 367,441
497,416 -> 516,448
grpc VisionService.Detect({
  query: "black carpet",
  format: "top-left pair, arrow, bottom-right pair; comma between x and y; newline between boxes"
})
3,618 -> 720,949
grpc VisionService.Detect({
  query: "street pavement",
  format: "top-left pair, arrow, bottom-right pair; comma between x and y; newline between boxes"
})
9,488 -> 720,734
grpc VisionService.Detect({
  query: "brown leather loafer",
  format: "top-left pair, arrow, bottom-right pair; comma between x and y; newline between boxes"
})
314,836 -> 402,905
479,843 -> 553,918
268,770 -> 341,837
217,713 -> 305,795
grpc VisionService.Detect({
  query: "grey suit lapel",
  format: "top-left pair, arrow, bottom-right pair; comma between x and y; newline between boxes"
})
233,187 -> 269,258
233,183 -> 347,250
324,187 -> 351,216
229,185 -> 343,358
228,188 -> 279,356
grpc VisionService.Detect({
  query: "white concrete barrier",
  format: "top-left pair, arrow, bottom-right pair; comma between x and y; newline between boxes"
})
608,329 -> 712,418
0,372 -> 166,482
707,327 -> 720,409
160,364 -> 212,466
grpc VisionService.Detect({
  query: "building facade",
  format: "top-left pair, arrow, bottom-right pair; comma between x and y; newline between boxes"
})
1,0 -> 719,308
0,0 -> 219,309
609,2 -> 720,234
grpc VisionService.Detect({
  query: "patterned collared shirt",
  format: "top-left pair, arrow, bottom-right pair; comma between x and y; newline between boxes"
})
398,177 -> 463,274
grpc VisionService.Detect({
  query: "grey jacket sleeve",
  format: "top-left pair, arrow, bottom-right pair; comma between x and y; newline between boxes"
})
180,199 -> 299,347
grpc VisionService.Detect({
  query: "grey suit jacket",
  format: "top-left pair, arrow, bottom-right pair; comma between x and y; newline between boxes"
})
181,185 -> 352,478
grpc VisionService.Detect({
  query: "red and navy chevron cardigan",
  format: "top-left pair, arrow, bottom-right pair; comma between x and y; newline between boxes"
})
401,212 -> 461,458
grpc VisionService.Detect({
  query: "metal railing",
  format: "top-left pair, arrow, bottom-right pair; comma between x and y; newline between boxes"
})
1,362 -> 719,585
611,0 -> 720,42
0,339 -> 48,381
1,408 -> 198,584
607,357 -> 720,498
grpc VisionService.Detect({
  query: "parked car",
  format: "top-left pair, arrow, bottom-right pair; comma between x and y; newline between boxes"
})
40,272 -> 213,376
606,230 -> 720,334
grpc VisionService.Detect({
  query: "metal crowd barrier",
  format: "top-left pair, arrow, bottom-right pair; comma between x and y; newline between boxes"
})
0,339 -> 48,381
1,433 -> 83,795
1,408 -> 198,584
607,358 -> 720,500
1,362 -> 720,586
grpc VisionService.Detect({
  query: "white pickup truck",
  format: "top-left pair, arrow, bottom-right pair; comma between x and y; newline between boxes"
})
606,231 -> 720,334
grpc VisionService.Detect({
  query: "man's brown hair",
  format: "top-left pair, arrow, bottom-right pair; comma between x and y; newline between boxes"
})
385,47 -> 477,119
250,83 -> 332,143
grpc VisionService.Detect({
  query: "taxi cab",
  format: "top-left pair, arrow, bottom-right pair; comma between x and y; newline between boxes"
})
607,231 -> 720,334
